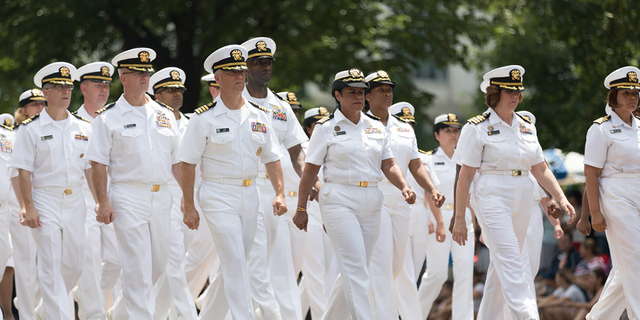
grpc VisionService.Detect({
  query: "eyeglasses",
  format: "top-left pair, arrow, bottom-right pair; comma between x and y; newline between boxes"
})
123,71 -> 151,78
157,87 -> 186,94
44,85 -> 74,92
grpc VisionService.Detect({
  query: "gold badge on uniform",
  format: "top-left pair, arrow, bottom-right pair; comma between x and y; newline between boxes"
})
377,70 -> 389,78
487,126 -> 494,131
170,70 -> 181,80
349,68 -> 361,78
101,66 -> 110,76
629,71 -> 638,83
510,69 -> 521,81
256,147 -> 263,156
79,153 -> 84,158
287,92 -> 297,102
231,49 -> 243,61
334,126 -> 340,131
402,107 -> 411,117
319,107 -> 328,116
31,88 -> 43,97
449,113 -> 457,122
256,41 -> 267,52
139,51 -> 150,62
59,66 -> 70,77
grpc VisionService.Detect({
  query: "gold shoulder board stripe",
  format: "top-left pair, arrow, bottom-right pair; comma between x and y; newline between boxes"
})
467,112 -> 490,125
365,113 -> 381,121
249,101 -> 269,113
96,102 -> 116,114
156,101 -> 174,112
392,114 -> 409,123
517,113 -> 532,124
195,101 -> 216,115
593,115 -> 611,124
72,113 -> 90,123
21,114 -> 40,125
317,114 -> 333,124
271,89 -> 286,101
0,123 -> 13,131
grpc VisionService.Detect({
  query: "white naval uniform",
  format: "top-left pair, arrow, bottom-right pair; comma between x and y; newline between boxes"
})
154,112 -> 199,320
366,112 -> 421,320
418,146 -> 475,320
523,182 -> 546,280
396,151 -> 429,320
0,125 -> 15,319
455,111 -> 544,320
584,107 -> 640,319
84,95 -> 180,320
11,109 -> 92,319
74,105 -> 123,320
306,109 -> 393,320
178,97 -> 283,320
241,87 -> 307,320
7,124 -> 39,320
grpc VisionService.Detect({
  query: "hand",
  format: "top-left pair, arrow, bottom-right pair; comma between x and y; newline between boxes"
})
559,197 -> 576,223
273,194 -> 287,216
96,201 -> 115,225
547,199 -> 561,219
402,187 -> 416,205
554,224 -> 564,239
448,214 -> 456,233
591,211 -> 607,232
451,218 -> 468,246
183,205 -> 200,230
22,206 -> 41,228
309,188 -> 319,202
428,220 -> 435,234
431,190 -> 445,208
293,208 -> 309,231
577,216 -> 592,236
435,223 -> 446,243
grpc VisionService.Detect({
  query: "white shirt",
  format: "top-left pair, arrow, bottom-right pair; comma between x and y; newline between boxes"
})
76,104 -> 97,121
0,125 -> 15,203
177,96 -> 282,180
11,108 -> 92,189
406,151 -> 430,201
584,105 -> 640,177
454,111 -> 544,171
84,94 -> 180,185
552,284 -> 586,302
368,111 -> 420,181
306,109 -> 393,184
425,147 -> 456,206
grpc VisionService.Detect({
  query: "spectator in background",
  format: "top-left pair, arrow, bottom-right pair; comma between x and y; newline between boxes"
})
562,188 -> 586,246
565,269 -> 607,320
566,239 -> 608,291
539,233 -> 581,280
472,271 -> 484,317
538,270 -> 587,319
429,281 -> 453,320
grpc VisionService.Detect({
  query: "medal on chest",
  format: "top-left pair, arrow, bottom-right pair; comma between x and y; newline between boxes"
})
74,131 -> 88,141
519,123 -> 532,135
251,121 -> 267,133
364,127 -> 381,134
156,112 -> 172,129
396,127 -> 411,133
487,126 -> 500,136
0,138 -> 12,153
271,105 -> 287,121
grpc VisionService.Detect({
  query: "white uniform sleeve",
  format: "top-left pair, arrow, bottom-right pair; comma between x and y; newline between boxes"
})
381,130 -> 393,161
177,114 -> 208,165
10,127 -> 36,172
584,124 -> 607,168
456,124 -> 483,168
305,124 -> 328,166
531,126 -> 545,166
260,122 -> 284,164
168,111 -> 181,165
84,115 -> 112,166
84,124 -> 93,170
409,131 -> 421,160
281,103 -> 308,149
424,155 -> 441,186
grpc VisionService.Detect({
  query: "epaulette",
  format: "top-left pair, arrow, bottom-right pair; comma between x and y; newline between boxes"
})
249,101 -> 270,113
156,101 -> 174,112
70,111 -> 90,123
467,112 -> 490,125
517,113 -> 532,124
21,114 -> 39,126
365,113 -> 381,121
0,123 -> 13,131
195,101 -> 216,115
420,148 -> 437,155
96,102 -> 116,115
593,115 -> 611,124
271,89 -> 286,101
317,113 -> 334,124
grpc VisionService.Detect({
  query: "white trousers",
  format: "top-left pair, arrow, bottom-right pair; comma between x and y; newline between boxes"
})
197,181 -> 259,320
418,208 -> 475,320
154,184 -> 198,320
320,183 -> 383,320
109,183 -> 172,320
76,189 -> 122,320
523,204 -> 543,282
586,230 -> 626,320
31,188 -> 86,320
184,207 -> 216,300
472,175 -> 538,320
0,199 -> 10,293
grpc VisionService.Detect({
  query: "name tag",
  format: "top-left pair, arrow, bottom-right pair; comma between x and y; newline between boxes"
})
333,131 -> 346,136
435,162 -> 445,165
216,128 -> 230,133
124,124 -> 136,129
41,135 -> 53,141
487,130 -> 500,136
610,129 -> 622,134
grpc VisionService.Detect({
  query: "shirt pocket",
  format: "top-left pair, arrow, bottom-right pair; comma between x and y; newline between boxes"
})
209,132 -> 235,160
121,129 -> 144,155
329,135 -> 355,155
36,138 -> 53,171
156,128 -> 175,153
365,134 -> 385,154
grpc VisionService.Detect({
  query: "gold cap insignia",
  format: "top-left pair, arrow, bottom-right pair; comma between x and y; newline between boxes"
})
319,107 -> 328,116
139,51 -> 150,63
488,126 -> 494,131
256,41 -> 267,52
287,92 -> 297,102
377,70 -> 389,78
402,107 -> 411,116
256,147 -> 262,156
4,118 -> 11,126
170,70 -> 181,80
231,49 -> 243,61
101,66 -> 110,76
349,68 -> 361,78
629,71 -> 638,83
334,125 -> 340,131
31,88 -> 43,97
510,69 -> 521,81
449,113 -> 457,122
59,66 -> 70,78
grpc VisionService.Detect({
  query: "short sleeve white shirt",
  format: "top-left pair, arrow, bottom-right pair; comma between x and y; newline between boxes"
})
369,111 -> 420,182
406,151 -> 429,201
0,126 -> 16,203
306,109 -> 393,184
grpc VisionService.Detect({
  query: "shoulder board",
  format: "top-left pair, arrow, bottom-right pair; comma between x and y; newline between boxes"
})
249,101 -> 270,113
365,113 -> 381,121
96,102 -> 116,115
593,115 -> 611,124
156,101 -> 174,112
0,123 -> 13,131
21,114 -> 40,126
317,113 -> 334,124
467,112 -> 490,125
71,112 -> 90,123
420,148 -> 438,155
392,114 -> 410,123
271,89 -> 286,101
195,101 -> 216,115
517,113 -> 532,124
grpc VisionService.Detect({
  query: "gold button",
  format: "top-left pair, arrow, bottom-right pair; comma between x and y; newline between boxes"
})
358,181 -> 368,187
63,188 -> 73,195
288,191 -> 297,197
512,170 -> 522,176
242,179 -> 252,187
152,184 -> 160,192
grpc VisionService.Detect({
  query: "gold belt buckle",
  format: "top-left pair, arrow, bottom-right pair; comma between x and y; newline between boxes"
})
512,170 -> 522,176
288,191 -> 297,197
446,204 -> 454,210
63,188 -> 73,195
242,179 -> 252,187
152,184 -> 160,192
358,181 -> 369,187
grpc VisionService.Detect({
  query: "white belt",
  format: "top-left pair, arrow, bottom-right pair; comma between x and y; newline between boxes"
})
286,191 -> 298,197
117,181 -> 167,192
480,170 -> 529,176
34,186 -> 79,195
444,204 -> 454,210
209,178 -> 254,187
335,181 -> 378,187
603,173 -> 640,178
